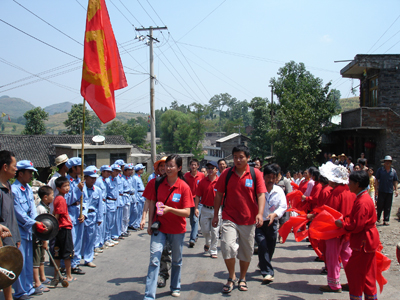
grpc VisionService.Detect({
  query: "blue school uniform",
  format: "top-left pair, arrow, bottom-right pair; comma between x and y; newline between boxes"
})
12,180 -> 37,298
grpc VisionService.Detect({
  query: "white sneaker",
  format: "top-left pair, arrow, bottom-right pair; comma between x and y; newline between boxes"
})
105,241 -> 114,247
94,248 -> 103,253
171,291 -> 180,297
263,274 -> 274,282
111,240 -> 119,245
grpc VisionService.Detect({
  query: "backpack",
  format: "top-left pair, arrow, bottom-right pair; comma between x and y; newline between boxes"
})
222,166 -> 257,210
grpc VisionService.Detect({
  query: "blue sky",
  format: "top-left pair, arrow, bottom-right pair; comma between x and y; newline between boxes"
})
1,0 -> 399,117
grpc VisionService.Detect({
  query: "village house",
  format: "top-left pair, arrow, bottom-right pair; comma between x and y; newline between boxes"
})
328,54 -> 400,171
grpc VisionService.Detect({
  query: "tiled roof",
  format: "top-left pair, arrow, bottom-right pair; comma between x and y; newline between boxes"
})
0,134 -> 129,168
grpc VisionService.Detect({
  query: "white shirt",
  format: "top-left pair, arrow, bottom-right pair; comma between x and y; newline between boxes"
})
263,185 -> 287,220
47,171 -> 61,213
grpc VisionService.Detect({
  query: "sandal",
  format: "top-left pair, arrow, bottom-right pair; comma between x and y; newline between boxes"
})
222,278 -> 236,294
211,254 -> 218,259
238,279 -> 248,291
49,278 -> 59,288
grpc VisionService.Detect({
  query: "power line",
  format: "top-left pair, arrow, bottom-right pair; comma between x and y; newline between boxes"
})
12,0 -> 83,46
367,14 -> 400,53
117,0 -> 143,27
0,19 -> 81,60
136,0 -> 158,25
371,29 -> 400,53
384,38 -> 400,53
145,0 -> 166,25
178,0 -> 226,41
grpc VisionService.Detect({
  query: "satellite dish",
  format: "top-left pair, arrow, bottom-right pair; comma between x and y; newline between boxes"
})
92,135 -> 105,144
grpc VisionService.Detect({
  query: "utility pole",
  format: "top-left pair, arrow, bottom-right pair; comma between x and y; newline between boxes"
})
136,26 -> 167,166
269,85 -> 274,156
234,125 -> 244,145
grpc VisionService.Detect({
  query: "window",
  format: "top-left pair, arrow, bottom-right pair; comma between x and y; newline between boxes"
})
369,77 -> 378,107
78,154 -> 96,166
110,153 -> 127,164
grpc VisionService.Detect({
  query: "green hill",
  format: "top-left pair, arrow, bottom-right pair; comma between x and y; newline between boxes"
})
0,95 -> 35,118
44,102 -> 74,115
339,96 -> 359,112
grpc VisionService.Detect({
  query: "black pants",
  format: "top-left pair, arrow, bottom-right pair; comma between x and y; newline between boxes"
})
255,219 -> 278,276
377,192 -> 393,222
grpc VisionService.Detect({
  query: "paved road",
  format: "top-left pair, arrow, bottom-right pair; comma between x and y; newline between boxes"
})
4,224 -> 400,300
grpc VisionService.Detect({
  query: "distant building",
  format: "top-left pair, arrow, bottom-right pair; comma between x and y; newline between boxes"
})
203,133 -> 250,163
327,54 -> 400,170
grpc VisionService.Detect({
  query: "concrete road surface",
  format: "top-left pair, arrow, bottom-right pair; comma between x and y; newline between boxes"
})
4,224 -> 399,300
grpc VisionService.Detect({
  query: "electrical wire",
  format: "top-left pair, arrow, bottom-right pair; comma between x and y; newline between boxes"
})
136,0 -> 158,25
367,14 -> 400,53
371,29 -> 400,53
0,19 -> 81,60
13,0 -> 83,46
178,0 -> 226,42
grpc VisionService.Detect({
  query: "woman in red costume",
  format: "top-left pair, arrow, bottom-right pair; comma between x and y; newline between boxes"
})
335,170 -> 380,300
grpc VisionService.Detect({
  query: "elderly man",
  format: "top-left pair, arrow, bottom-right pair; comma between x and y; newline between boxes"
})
375,155 -> 398,225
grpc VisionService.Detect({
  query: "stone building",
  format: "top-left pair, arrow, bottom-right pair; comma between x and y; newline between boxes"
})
328,54 -> 400,170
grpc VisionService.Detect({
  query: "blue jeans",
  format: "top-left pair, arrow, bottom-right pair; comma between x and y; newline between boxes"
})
144,231 -> 185,300
189,206 -> 199,243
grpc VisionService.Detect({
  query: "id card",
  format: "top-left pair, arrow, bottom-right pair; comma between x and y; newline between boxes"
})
172,193 -> 181,202
245,179 -> 253,187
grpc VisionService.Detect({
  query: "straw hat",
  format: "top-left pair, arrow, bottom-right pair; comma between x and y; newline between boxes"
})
339,153 -> 347,158
381,155 -> 394,162
55,154 -> 68,166
331,154 -> 337,159
325,164 -> 349,185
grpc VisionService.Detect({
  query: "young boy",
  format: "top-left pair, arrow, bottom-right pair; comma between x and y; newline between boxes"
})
50,177 -> 75,287
33,186 -> 54,293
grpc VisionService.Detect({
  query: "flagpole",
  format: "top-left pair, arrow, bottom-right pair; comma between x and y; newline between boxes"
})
79,98 -> 86,218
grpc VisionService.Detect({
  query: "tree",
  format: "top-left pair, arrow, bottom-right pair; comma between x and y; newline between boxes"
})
249,97 -> 271,159
269,61 -> 340,170
64,104 -> 91,135
22,107 -> 48,135
160,110 -> 189,153
126,118 -> 147,145
104,120 -> 131,143
209,93 -> 236,131
86,114 -> 102,135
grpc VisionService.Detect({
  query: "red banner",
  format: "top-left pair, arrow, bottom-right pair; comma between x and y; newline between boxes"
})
81,0 -> 127,123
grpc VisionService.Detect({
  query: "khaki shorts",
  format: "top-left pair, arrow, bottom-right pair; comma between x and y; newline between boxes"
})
221,219 -> 255,262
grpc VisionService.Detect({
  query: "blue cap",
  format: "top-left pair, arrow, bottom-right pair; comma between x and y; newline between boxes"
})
124,163 -> 133,170
134,164 -> 145,171
17,160 -> 37,172
206,161 -> 218,168
111,164 -> 121,171
100,165 -> 112,172
114,159 -> 125,165
66,157 -> 82,169
83,166 -> 99,178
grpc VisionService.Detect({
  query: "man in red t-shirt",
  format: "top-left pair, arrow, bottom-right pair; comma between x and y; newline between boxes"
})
184,159 -> 205,248
194,161 -> 219,258
212,145 -> 266,293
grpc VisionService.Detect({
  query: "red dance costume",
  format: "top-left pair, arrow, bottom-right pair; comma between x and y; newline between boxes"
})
343,190 -> 379,300
324,184 -> 355,290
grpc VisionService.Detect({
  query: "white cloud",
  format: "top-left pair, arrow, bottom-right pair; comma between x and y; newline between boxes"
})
321,34 -> 333,43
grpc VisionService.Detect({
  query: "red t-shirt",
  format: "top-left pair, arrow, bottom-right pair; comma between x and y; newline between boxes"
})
196,176 -> 218,207
151,177 -> 194,234
216,165 -> 266,225
317,184 -> 333,208
298,179 -> 309,194
53,195 -> 73,229
143,177 -> 155,200
184,171 -> 205,197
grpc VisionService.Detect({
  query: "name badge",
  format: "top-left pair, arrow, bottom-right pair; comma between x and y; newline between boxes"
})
214,188 -> 217,192
245,179 -> 253,188
197,180 -> 200,184
172,193 -> 181,202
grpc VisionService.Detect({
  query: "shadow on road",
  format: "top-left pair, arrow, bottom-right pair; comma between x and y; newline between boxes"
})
108,276 -> 146,286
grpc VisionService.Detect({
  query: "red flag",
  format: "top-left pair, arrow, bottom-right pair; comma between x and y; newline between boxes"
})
81,0 -> 127,123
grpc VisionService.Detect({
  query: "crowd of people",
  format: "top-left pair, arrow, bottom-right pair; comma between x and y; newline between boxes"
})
0,147 -> 395,300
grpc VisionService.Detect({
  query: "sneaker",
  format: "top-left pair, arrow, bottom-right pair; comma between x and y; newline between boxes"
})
94,248 -> 103,253
105,241 -> 114,247
111,239 -> 119,245
171,290 -> 180,297
262,274 -> 274,283
188,241 -> 195,248
157,276 -> 167,288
